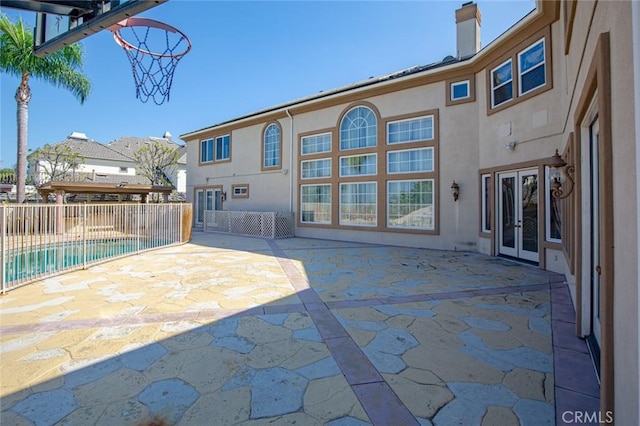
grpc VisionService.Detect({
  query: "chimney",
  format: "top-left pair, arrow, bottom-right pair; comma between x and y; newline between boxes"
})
456,2 -> 482,59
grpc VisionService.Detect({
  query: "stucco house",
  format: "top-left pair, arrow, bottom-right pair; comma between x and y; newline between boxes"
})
29,131 -> 187,200
180,1 -> 640,421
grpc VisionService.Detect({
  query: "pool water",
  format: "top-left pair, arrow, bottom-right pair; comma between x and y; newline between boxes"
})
4,238 -> 164,284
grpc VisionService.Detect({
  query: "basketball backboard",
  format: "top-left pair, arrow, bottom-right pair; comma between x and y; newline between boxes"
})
1,0 -> 167,57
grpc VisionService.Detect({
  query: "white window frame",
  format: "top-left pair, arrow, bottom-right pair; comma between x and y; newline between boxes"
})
491,58 -> 513,108
451,80 -> 470,101
340,106 -> 378,151
200,139 -> 214,163
301,132 -> 332,156
215,135 -> 230,161
518,38 -> 546,96
301,158 -> 332,180
481,173 -> 492,233
386,179 -> 434,230
339,154 -> 377,177
545,167 -> 562,243
339,182 -> 377,227
263,124 -> 281,168
386,115 -> 434,145
233,186 -> 249,197
300,184 -> 332,224
387,147 -> 434,174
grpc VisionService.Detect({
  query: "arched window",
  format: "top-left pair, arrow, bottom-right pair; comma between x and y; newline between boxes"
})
340,106 -> 377,150
263,123 -> 281,168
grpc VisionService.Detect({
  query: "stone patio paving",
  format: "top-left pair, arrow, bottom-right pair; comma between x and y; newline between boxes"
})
0,232 -> 598,425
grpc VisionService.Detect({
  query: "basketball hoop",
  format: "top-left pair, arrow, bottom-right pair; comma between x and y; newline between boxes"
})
111,17 -> 191,105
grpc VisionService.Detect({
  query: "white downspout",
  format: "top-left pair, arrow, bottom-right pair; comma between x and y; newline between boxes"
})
632,1 -> 640,422
285,109 -> 294,213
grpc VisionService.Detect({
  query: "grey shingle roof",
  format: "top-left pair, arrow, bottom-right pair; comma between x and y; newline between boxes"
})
52,136 -> 134,162
108,136 -> 187,165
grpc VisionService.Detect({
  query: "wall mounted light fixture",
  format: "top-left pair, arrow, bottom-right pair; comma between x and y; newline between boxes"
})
221,191 -> 227,202
504,141 -> 517,151
546,149 -> 575,199
451,181 -> 460,202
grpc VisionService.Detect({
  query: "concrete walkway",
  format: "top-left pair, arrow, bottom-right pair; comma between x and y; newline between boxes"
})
0,232 -> 598,425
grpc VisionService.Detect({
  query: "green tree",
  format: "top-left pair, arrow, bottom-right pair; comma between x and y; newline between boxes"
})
133,141 -> 179,186
0,14 -> 90,203
29,144 -> 84,185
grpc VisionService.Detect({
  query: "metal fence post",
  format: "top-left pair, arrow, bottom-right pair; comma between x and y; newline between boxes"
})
1,205 -> 6,293
82,203 -> 87,269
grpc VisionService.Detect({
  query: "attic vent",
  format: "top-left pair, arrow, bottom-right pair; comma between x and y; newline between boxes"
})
69,132 -> 88,140
442,55 -> 456,62
163,131 -> 172,139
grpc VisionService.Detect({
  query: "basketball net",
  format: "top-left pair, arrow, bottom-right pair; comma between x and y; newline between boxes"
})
111,18 -> 191,105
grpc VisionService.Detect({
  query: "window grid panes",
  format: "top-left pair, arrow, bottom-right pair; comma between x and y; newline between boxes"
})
519,39 -> 546,95
264,124 -> 281,167
387,180 -> 434,230
491,59 -> 513,107
234,186 -> 248,196
301,133 -> 332,155
340,182 -> 377,226
215,135 -> 230,161
451,81 -> 470,100
301,184 -> 331,224
387,116 -> 434,144
545,167 -> 562,242
387,148 -> 434,174
200,139 -> 214,163
340,154 -> 377,177
340,107 -> 377,150
301,158 -> 331,179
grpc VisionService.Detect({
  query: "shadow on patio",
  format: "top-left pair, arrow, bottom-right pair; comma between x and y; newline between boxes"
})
0,232 -> 598,425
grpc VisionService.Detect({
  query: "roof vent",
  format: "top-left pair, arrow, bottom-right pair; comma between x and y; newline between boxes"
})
69,132 -> 88,140
163,131 -> 172,139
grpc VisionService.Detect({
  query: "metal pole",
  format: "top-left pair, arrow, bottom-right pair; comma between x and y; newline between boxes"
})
1,205 -> 6,293
82,203 -> 87,269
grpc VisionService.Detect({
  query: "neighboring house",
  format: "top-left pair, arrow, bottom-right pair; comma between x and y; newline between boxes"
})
29,131 -> 187,196
181,0 -> 640,421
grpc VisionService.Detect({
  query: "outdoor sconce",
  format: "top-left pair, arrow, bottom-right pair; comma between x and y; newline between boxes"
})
547,149 -> 575,199
451,181 -> 460,202
221,191 -> 227,202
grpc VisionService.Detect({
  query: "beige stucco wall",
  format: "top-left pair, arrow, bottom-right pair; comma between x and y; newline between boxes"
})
564,1 -> 639,422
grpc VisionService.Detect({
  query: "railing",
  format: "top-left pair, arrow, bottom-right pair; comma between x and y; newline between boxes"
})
203,210 -> 294,239
0,203 -> 192,293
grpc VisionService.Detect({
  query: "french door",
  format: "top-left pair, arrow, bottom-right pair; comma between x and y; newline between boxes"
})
589,117 -> 602,349
195,188 -> 223,226
498,169 -> 539,262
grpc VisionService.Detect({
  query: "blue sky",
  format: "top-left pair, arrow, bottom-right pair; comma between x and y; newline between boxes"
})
0,0 -> 535,169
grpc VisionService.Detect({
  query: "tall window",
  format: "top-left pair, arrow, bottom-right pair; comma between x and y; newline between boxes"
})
340,182 -> 377,226
387,180 -> 434,230
491,59 -> 513,108
387,148 -> 433,174
340,106 -> 377,150
301,184 -> 331,224
545,167 -> 562,242
481,174 -> 492,233
264,123 -> 281,168
387,116 -> 433,144
518,39 -> 546,95
200,139 -> 214,163
215,135 -> 230,161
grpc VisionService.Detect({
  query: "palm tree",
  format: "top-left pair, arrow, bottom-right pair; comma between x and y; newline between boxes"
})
0,14 -> 90,203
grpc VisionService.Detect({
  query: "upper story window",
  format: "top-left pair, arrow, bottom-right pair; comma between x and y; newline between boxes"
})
387,115 -> 433,144
263,123 -> 281,168
491,59 -> 513,108
487,31 -> 551,113
301,132 -> 331,155
387,148 -> 434,174
201,135 -> 231,163
518,39 -> 546,95
215,135 -> 230,161
340,154 -> 377,177
302,158 -> 331,179
451,81 -> 470,101
340,106 -> 377,150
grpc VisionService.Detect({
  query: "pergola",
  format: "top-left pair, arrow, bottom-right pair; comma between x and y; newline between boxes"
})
37,181 -> 175,204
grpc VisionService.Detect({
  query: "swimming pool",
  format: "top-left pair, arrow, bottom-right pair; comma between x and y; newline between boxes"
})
3,237 -> 167,284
